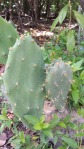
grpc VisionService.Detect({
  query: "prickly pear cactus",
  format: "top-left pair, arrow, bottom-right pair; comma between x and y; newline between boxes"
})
45,59 -> 73,111
3,35 -> 45,127
0,16 -> 19,64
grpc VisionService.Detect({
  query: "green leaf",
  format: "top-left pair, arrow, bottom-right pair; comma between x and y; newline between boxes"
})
71,59 -> 84,72
40,115 -> 45,123
32,135 -> 39,141
63,116 -> 71,124
5,120 -> 12,129
58,147 -> 67,149
80,70 -> 84,80
24,115 -> 39,125
43,129 -> 53,138
72,90 -> 79,104
62,136 -> 78,148
19,131 -> 25,143
51,17 -> 59,31
53,136 -> 58,144
78,108 -> 84,118
59,4 -> 68,24
49,115 -> 60,129
59,122 -> 67,128
15,145 -> 22,149
80,97 -> 84,104
66,30 -> 75,52
8,135 -> 17,143
1,107 -> 7,117
25,135 -> 31,146
0,115 -> 8,121
0,123 -> 5,133
72,82 -> 77,90
34,122 -> 49,130
74,132 -> 84,137
74,11 -> 84,28
68,122 -> 77,129
56,131 -> 63,135
33,123 -> 42,130
40,133 -> 47,144
42,123 -> 49,129
10,139 -> 21,148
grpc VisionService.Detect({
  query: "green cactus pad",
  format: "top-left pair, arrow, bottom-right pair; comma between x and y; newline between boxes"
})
3,35 -> 45,127
45,60 -> 73,111
0,16 -> 19,64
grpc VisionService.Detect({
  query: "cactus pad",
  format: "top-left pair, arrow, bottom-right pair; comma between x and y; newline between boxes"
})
0,17 -> 19,64
3,35 -> 45,127
45,60 -> 73,111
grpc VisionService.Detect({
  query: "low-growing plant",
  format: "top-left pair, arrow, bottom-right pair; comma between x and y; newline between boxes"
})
0,106 -> 12,133
0,104 -> 84,149
51,1 -> 84,51
71,59 -> 84,107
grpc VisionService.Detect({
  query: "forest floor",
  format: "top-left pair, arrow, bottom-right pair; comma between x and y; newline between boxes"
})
16,19 -> 78,46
